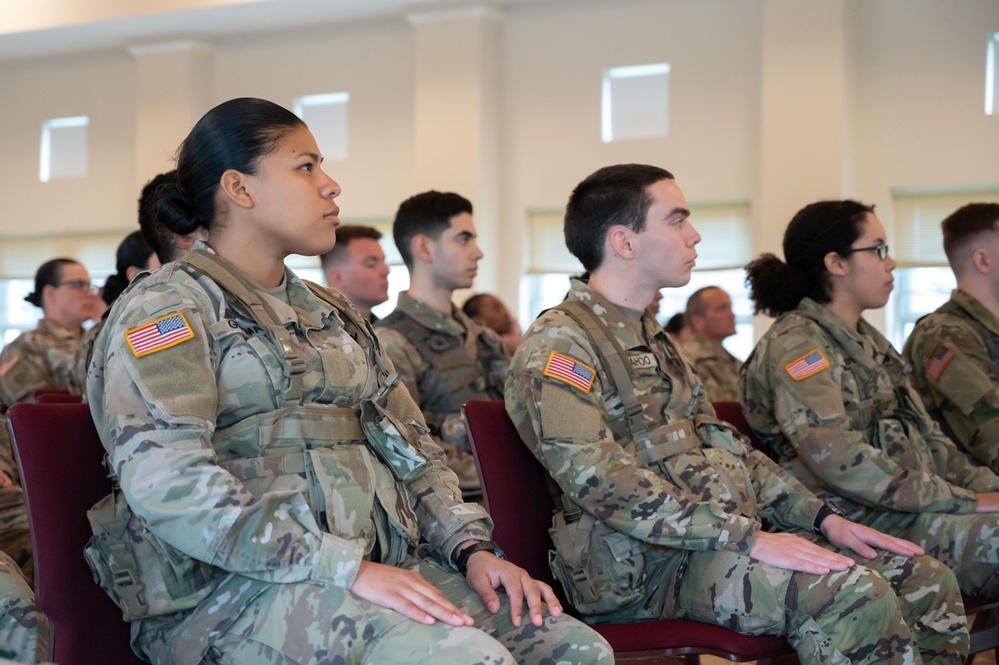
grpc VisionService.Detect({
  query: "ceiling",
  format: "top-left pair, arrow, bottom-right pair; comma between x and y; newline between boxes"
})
0,0 -> 541,62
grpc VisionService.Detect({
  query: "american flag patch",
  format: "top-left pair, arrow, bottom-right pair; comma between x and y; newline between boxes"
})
124,312 -> 195,358
544,352 -> 596,392
785,349 -> 829,381
926,343 -> 956,381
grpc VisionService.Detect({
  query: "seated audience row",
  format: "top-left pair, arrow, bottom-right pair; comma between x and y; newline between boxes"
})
3,93 -> 999,665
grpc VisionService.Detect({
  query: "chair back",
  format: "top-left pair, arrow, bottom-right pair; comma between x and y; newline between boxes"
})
7,402 -> 144,665
35,392 -> 83,404
463,400 -> 559,589
712,400 -> 779,459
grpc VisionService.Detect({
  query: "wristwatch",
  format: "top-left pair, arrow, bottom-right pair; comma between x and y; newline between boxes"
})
454,540 -> 505,575
812,503 -> 845,535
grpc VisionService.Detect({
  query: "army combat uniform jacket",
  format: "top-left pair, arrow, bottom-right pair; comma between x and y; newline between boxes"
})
376,292 -> 508,448
681,334 -> 742,402
0,319 -> 84,405
507,280 -> 968,663
741,297 -> 999,597
87,249 -> 598,665
903,289 -> 999,473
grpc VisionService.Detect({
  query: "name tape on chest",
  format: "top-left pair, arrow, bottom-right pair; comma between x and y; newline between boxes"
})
544,351 -> 595,392
926,343 -> 956,381
629,352 -> 657,370
785,348 -> 829,381
125,312 -> 195,358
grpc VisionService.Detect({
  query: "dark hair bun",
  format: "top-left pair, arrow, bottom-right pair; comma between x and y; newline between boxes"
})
745,253 -> 808,317
153,181 -> 201,236
23,291 -> 41,307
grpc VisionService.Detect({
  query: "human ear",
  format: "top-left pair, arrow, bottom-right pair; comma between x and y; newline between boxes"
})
607,226 -> 636,260
971,247 -> 992,274
411,234 -> 434,264
824,251 -> 849,277
219,169 -> 254,209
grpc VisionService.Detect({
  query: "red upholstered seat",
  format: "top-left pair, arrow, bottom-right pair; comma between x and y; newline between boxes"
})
8,402 -> 145,665
463,399 -> 796,664
34,392 -> 83,403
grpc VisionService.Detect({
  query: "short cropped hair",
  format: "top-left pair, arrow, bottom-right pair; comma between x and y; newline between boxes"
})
320,225 -> 383,271
393,191 -> 473,268
942,203 -> 999,276
684,286 -> 723,321
564,164 -> 674,273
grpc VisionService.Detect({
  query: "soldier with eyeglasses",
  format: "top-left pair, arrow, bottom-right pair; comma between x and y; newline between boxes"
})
741,199 -> 999,603
0,258 -> 102,405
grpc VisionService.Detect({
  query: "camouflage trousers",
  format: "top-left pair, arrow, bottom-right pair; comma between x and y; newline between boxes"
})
136,557 -> 612,665
864,510 -> 999,598
601,536 -> 967,665
0,551 -> 50,664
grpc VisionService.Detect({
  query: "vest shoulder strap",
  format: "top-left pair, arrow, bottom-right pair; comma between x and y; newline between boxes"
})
555,299 -> 649,445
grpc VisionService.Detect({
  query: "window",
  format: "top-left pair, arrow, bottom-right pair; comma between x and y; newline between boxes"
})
520,200 -> 754,358
986,33 -> 999,116
39,116 -> 89,182
293,93 -> 349,161
601,64 -> 670,143
888,188 -> 999,348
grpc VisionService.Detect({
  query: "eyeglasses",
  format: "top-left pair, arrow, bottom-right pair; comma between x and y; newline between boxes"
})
56,280 -> 97,292
843,244 -> 889,260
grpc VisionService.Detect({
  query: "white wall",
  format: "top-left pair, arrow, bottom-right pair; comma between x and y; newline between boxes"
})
0,0 -> 997,325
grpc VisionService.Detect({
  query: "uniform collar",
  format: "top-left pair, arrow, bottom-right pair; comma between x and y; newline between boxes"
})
951,289 -> 999,337
796,297 -> 893,367
567,278 -> 665,344
36,317 -> 83,341
395,291 -> 467,336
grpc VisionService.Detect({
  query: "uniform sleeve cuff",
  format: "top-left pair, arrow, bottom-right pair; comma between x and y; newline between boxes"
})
310,533 -> 365,589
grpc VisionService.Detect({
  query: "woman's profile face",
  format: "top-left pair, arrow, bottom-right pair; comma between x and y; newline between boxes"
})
236,125 -> 342,259
838,213 -> 897,312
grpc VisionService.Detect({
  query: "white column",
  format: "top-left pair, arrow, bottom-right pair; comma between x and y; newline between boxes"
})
129,39 -> 214,194
406,6 -> 504,296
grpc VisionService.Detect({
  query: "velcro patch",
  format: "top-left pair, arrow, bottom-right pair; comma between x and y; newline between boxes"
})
0,351 -> 19,378
785,349 -> 829,381
125,312 -> 195,358
543,352 -> 595,393
926,343 -> 956,381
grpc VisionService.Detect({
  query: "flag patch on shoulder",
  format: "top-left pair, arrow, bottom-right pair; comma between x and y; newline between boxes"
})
125,312 -> 195,358
926,343 -> 956,381
785,349 -> 829,381
544,352 -> 595,392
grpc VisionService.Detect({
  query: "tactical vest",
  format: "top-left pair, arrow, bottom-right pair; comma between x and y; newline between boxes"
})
86,250 -> 429,621
805,312 -> 938,475
546,299 -> 757,617
377,306 -> 506,426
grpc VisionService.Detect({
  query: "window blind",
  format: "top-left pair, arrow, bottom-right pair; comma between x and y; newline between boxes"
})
893,189 -> 999,267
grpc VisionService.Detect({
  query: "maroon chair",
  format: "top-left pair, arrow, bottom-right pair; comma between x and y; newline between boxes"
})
35,392 -> 83,404
7,402 -> 145,665
712,400 -> 999,665
30,388 -> 71,401
463,400 -> 797,664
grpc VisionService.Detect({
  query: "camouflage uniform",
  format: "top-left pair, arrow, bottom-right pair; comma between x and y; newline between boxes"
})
0,319 -> 85,405
87,249 -> 609,665
903,289 -> 999,473
681,333 -> 742,402
741,296 -> 999,599
0,550 -> 50,664
0,420 -> 30,586
376,292 -> 509,495
507,279 -> 969,665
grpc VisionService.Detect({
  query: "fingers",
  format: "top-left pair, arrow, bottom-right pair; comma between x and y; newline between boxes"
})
351,561 -> 473,627
466,556 -> 562,627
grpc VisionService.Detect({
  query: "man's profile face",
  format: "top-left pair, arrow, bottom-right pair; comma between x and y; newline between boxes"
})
697,288 -> 737,341
328,237 -> 390,309
632,178 -> 701,289
429,212 -> 484,290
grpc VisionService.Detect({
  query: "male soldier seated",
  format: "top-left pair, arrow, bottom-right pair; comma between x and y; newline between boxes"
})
320,224 -> 391,324
681,286 -> 742,401
505,163 -> 970,664
904,203 -> 999,473
376,192 -> 508,497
